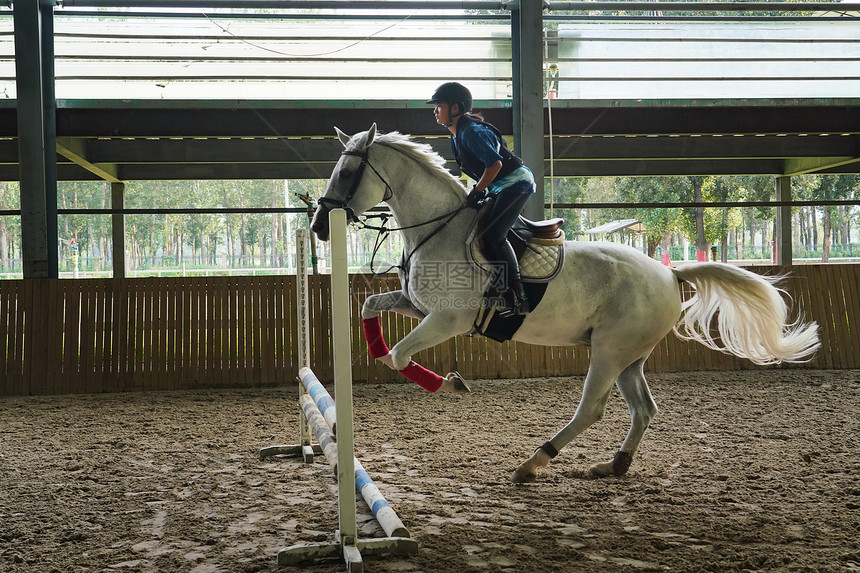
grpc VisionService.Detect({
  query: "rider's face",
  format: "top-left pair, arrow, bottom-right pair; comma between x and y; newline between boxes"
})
433,103 -> 456,126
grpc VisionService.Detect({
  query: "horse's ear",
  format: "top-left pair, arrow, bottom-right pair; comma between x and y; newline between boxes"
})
353,123 -> 377,151
363,123 -> 377,147
335,127 -> 351,148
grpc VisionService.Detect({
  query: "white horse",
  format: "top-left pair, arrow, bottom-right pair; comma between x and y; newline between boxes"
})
311,124 -> 820,483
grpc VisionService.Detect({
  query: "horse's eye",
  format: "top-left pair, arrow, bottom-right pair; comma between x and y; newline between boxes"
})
340,169 -> 352,179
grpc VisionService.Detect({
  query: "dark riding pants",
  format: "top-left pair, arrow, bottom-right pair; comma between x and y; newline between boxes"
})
481,189 -> 532,291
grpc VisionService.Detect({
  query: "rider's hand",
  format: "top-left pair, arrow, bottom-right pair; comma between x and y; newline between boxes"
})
465,187 -> 486,209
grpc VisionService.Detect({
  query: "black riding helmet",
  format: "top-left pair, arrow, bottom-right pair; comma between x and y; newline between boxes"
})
426,82 -> 473,115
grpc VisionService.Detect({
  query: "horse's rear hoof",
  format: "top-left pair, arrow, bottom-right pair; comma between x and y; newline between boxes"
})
512,469 -> 536,484
590,452 -> 633,478
589,461 -> 614,478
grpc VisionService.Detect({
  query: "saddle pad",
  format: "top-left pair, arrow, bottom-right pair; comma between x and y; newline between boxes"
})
473,281 -> 549,342
467,221 -> 565,283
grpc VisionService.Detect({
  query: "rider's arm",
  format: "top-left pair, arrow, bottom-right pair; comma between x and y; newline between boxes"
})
461,124 -> 504,192
475,160 -> 502,193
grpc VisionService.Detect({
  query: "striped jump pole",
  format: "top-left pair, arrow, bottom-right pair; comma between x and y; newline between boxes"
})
298,394 -> 337,474
298,370 -> 410,539
299,366 -> 337,437
277,209 -> 417,571
355,458 -> 410,539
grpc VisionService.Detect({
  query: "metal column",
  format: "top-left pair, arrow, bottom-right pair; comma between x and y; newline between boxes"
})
14,0 -> 57,278
774,176 -> 792,266
511,0 -> 546,221
41,0 -> 58,278
111,182 -> 127,278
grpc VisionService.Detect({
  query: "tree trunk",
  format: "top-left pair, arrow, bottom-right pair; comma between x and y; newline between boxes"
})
811,207 -> 818,250
731,227 -> 742,260
692,178 -> 707,253
822,208 -> 832,262
0,217 -> 8,271
240,215 -> 247,267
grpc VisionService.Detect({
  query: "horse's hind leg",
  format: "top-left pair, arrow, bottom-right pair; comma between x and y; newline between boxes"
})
512,349 -> 625,483
590,357 -> 657,477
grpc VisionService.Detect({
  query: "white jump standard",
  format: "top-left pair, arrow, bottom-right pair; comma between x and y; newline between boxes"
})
259,228 -> 318,464
261,211 -> 417,572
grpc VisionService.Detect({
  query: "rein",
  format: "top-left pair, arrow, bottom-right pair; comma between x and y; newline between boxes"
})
359,206 -> 467,275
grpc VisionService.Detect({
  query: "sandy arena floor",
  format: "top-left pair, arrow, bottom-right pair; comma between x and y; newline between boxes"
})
1,369 -> 858,572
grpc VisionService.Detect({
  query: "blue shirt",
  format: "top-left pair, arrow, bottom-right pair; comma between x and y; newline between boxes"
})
453,123 -> 535,196
453,122 -> 504,170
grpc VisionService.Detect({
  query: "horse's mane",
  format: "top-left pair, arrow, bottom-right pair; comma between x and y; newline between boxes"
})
373,131 -> 465,190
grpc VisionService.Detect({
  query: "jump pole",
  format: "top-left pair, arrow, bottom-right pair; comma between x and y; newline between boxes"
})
259,227 -> 319,463
277,209 -> 417,571
297,367 -> 410,539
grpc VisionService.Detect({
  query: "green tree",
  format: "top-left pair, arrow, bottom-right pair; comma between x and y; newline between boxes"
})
0,182 -> 20,273
817,175 -> 858,262
704,177 -> 744,262
616,177 -> 683,257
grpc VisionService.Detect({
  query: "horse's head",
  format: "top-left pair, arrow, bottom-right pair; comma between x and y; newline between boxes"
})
311,123 -> 389,241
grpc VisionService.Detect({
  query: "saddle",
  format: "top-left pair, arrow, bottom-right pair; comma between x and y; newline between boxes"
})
513,216 -> 565,242
467,210 -> 566,283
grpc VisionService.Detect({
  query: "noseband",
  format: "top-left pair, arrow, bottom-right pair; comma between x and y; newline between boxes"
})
317,148 -> 393,221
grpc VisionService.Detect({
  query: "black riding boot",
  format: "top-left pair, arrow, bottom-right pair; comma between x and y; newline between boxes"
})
491,239 -> 530,316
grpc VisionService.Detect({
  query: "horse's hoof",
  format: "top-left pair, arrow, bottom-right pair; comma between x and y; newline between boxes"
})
512,468 -> 537,484
589,461 -> 614,478
376,353 -> 396,370
440,372 -> 471,393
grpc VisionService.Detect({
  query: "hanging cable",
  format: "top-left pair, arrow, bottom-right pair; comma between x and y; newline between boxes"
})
200,10 -> 419,58
544,27 -> 556,219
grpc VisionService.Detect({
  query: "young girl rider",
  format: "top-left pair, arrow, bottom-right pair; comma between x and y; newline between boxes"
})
427,82 -> 535,316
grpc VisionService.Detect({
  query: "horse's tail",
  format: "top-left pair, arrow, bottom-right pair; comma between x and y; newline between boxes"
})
671,263 -> 820,365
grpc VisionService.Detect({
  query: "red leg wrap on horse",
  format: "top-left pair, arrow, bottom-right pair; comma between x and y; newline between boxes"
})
361,317 -> 390,359
399,361 -> 444,393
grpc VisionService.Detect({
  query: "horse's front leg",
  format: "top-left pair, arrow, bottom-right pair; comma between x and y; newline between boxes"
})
387,310 -> 465,370
362,290 -> 425,321
361,293 -> 469,393
361,290 -> 423,369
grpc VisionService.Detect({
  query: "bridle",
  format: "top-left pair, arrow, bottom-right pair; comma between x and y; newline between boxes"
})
318,143 -> 469,275
316,147 -> 393,222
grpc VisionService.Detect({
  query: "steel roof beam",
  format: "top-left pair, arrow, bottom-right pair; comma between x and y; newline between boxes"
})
76,133 -> 859,164
56,137 -> 122,183
784,156 -> 860,176
61,0 -> 508,9
547,2 -> 860,12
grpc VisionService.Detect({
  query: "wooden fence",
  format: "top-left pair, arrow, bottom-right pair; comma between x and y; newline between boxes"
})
1,264 -> 858,396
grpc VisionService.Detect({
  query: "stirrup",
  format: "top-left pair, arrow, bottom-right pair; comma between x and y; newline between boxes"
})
496,290 -> 530,317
